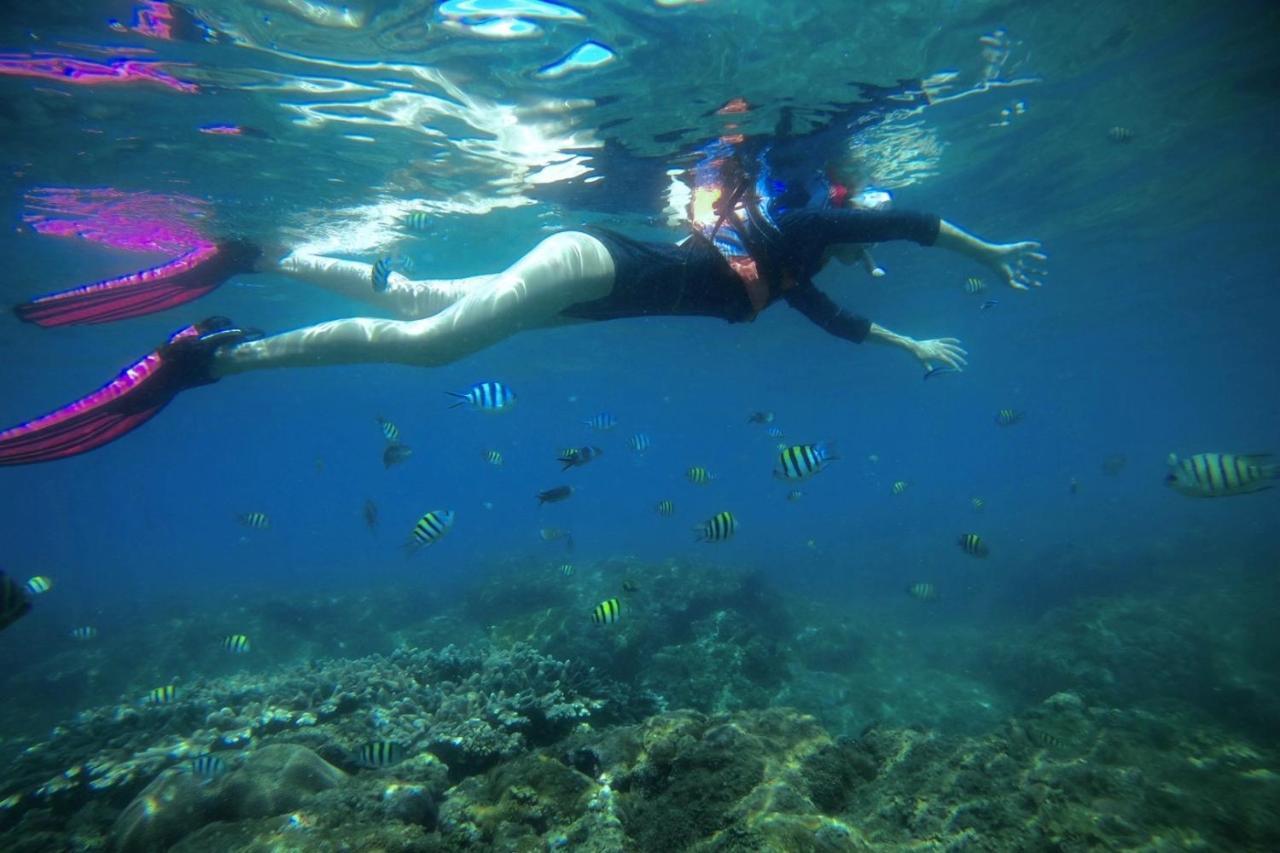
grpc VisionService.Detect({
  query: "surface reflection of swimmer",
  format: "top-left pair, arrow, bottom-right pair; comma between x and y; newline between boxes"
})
0,97 -> 1044,466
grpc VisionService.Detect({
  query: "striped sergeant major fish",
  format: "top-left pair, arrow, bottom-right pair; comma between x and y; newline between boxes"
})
957,533 -> 989,557
371,256 -> 393,293
695,511 -> 737,542
404,211 -> 431,231
560,563 -> 575,577
0,571 -> 32,633
584,412 -> 618,430
70,625 -> 98,640
891,480 -> 909,495
192,754 -> 227,780
655,499 -> 675,517
964,276 -> 986,294
592,597 -> 620,625
746,411 -> 775,424
223,634 -> 250,654
559,446 -> 602,470
765,427 -> 783,438
24,575 -> 52,596
774,443 -> 836,480
1166,452 -> 1279,497
907,582 -> 938,601
995,409 -> 1023,426
147,684 -> 177,705
238,512 -> 270,529
376,416 -> 400,444
628,432 -> 651,452
686,466 -> 714,485
483,449 -> 504,466
406,510 -> 455,552
359,741 -> 405,768
448,381 -> 516,412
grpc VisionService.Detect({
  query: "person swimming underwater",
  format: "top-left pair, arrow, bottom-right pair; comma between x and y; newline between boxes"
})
0,101 -> 1044,466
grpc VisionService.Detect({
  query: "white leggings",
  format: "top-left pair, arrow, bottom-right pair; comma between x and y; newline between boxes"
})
213,231 -> 615,375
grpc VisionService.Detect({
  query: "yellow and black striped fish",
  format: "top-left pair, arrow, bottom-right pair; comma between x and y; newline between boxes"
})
907,582 -> 938,601
655,499 -> 675,517
970,496 -> 985,511
192,754 -> 227,779
957,533 -> 989,557
560,563 -> 575,577
223,634 -> 250,654
372,257 -> 393,293
238,512 -> 270,530
994,409 -> 1023,427
407,510 -> 455,551
695,511 -> 737,542
377,416 -> 400,444
891,480 -> 908,495
359,741 -> 405,768
483,449 -> 504,467
147,685 -> 176,705
1166,452 -> 1279,497
686,466 -> 715,485
964,276 -> 986,295
404,211 -> 431,232
24,575 -> 52,596
775,443 -> 836,480
70,625 -> 98,640
1107,125 -> 1134,143
592,597 -> 620,625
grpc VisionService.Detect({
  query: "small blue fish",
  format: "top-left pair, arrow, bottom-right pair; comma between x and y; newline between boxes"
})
628,432 -> 651,452
923,365 -> 960,380
980,300 -> 998,311
372,257 -> 393,293
404,212 -> 431,232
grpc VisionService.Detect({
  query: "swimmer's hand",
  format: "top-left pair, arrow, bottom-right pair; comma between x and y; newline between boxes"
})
909,337 -> 969,370
984,240 -> 1046,291
867,323 -> 967,371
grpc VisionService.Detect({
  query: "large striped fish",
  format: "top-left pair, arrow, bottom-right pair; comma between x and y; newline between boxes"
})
1165,452 -> 1278,497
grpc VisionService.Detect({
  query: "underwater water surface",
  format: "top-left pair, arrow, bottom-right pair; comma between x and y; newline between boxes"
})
0,0 -> 1278,850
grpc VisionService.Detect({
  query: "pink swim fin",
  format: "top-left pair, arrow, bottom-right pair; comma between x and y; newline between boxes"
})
13,240 -> 260,327
0,317 -> 252,465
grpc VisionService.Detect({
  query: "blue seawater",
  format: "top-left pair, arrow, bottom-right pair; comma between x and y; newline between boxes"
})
0,2 -> 1277,849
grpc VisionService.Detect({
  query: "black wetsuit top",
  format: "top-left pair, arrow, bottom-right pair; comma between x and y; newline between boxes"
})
566,208 -> 940,343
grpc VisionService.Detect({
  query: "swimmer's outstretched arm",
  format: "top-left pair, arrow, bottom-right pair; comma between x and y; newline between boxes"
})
809,210 -> 1045,290
933,220 -> 1046,290
866,323 -> 968,370
783,282 -> 967,371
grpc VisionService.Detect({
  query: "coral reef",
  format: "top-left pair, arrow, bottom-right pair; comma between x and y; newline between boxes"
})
0,641 -> 607,849
2,562 -> 1278,850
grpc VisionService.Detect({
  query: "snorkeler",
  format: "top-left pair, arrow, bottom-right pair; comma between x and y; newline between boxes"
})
0,99 -> 1044,465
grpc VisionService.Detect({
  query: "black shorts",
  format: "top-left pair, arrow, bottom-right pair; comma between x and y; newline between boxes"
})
561,227 -> 753,323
